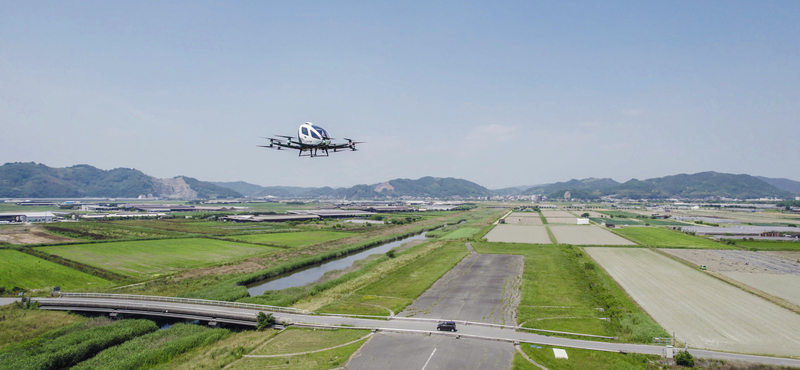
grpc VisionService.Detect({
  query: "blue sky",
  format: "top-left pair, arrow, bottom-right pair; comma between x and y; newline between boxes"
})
2,1 -> 798,188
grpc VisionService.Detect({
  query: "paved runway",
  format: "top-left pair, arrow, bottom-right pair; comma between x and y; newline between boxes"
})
347,332 -> 514,370
398,253 -> 523,325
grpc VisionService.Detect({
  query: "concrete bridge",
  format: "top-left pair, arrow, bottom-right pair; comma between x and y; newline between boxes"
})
28,293 -> 800,368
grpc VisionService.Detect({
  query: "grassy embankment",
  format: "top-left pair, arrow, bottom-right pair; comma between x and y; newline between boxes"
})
0,318 -> 158,370
0,249 -> 112,291
38,238 -> 283,279
229,327 -> 369,370
154,329 -> 279,370
231,231 -> 356,248
309,241 -> 470,315
71,323 -> 229,370
723,239 -> 800,251
0,304 -> 86,350
513,343 -> 660,370
611,227 -> 730,249
472,242 -> 667,342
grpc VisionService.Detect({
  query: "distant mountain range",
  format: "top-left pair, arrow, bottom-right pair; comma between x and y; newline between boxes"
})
498,172 -> 796,200
1,162 -> 797,200
0,163 -> 241,199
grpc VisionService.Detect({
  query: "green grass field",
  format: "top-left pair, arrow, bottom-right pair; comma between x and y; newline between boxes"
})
725,239 -> 800,251
612,227 -> 728,248
0,250 -> 112,291
43,222 -> 181,240
230,328 -> 369,370
439,227 -> 480,239
234,231 -> 356,247
590,218 -> 641,225
473,242 -> 667,342
318,242 -> 469,316
517,343 -> 659,370
38,238 -> 282,277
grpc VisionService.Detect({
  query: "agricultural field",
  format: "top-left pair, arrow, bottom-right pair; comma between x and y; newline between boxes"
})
0,249 -> 112,291
233,231 -> 357,247
585,247 -> 800,356
662,249 -> 800,307
439,227 -> 480,239
107,219 -> 290,236
504,214 -> 543,225
541,210 -> 576,218
589,217 -> 642,225
727,239 -> 800,251
612,227 -> 726,248
473,242 -> 665,340
549,225 -> 635,245
484,225 -> 551,244
0,224 -> 75,245
39,238 -> 281,278
42,221 -> 182,240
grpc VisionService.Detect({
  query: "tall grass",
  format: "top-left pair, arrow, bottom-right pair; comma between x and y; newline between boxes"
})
72,323 -> 229,370
0,319 -> 158,370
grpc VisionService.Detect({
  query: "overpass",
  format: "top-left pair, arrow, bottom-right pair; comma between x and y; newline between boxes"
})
29,293 -> 800,367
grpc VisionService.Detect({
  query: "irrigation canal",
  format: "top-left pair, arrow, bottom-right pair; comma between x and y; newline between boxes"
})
246,232 -> 429,295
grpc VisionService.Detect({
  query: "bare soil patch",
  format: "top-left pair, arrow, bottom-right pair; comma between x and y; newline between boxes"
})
541,210 -> 575,219
586,248 -> 800,356
484,225 -> 551,244
504,215 -> 543,225
0,224 -> 74,244
549,225 -> 634,245
662,249 -> 800,274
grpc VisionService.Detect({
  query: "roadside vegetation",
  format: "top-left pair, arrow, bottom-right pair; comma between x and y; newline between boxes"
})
0,303 -> 86,350
0,318 -> 158,370
612,227 -> 729,248
515,343 -> 660,370
229,327 -> 369,370
71,323 -> 229,370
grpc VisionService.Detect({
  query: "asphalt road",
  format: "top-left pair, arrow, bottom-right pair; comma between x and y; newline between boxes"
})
33,297 -> 800,368
347,332 -> 514,370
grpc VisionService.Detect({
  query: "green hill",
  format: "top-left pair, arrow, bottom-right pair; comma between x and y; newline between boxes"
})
0,162 -> 242,199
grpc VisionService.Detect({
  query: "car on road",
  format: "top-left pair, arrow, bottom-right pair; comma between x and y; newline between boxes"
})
437,321 -> 457,332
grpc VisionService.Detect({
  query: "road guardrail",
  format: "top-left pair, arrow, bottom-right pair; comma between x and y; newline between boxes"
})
60,292 -> 309,315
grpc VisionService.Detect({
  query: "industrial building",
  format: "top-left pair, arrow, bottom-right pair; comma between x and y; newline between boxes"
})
0,211 -> 56,223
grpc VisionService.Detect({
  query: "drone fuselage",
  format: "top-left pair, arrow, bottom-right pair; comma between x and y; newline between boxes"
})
298,123 -> 331,147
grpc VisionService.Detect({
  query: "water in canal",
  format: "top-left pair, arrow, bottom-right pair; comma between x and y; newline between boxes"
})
246,232 -> 429,296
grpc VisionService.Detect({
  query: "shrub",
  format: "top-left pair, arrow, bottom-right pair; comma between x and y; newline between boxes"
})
257,312 -> 276,331
675,350 -> 694,367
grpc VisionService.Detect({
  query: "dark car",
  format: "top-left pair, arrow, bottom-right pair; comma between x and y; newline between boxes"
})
437,321 -> 457,332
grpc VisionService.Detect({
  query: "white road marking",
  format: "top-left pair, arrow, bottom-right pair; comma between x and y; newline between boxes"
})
421,348 -> 437,370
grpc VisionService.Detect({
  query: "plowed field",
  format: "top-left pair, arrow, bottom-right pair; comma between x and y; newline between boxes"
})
586,248 -> 800,356
549,226 -> 634,245
484,225 -> 551,244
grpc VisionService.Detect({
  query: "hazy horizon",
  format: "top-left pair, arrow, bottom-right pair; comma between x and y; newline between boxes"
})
2,2 -> 798,188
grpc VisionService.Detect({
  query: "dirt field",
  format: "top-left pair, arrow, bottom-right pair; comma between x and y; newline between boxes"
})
0,224 -> 74,244
586,248 -> 800,356
509,212 -> 540,218
721,272 -> 800,307
541,210 -> 575,218
545,217 -> 579,224
484,225 -> 551,244
662,249 -> 800,274
504,214 -> 543,225
549,226 -> 634,245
